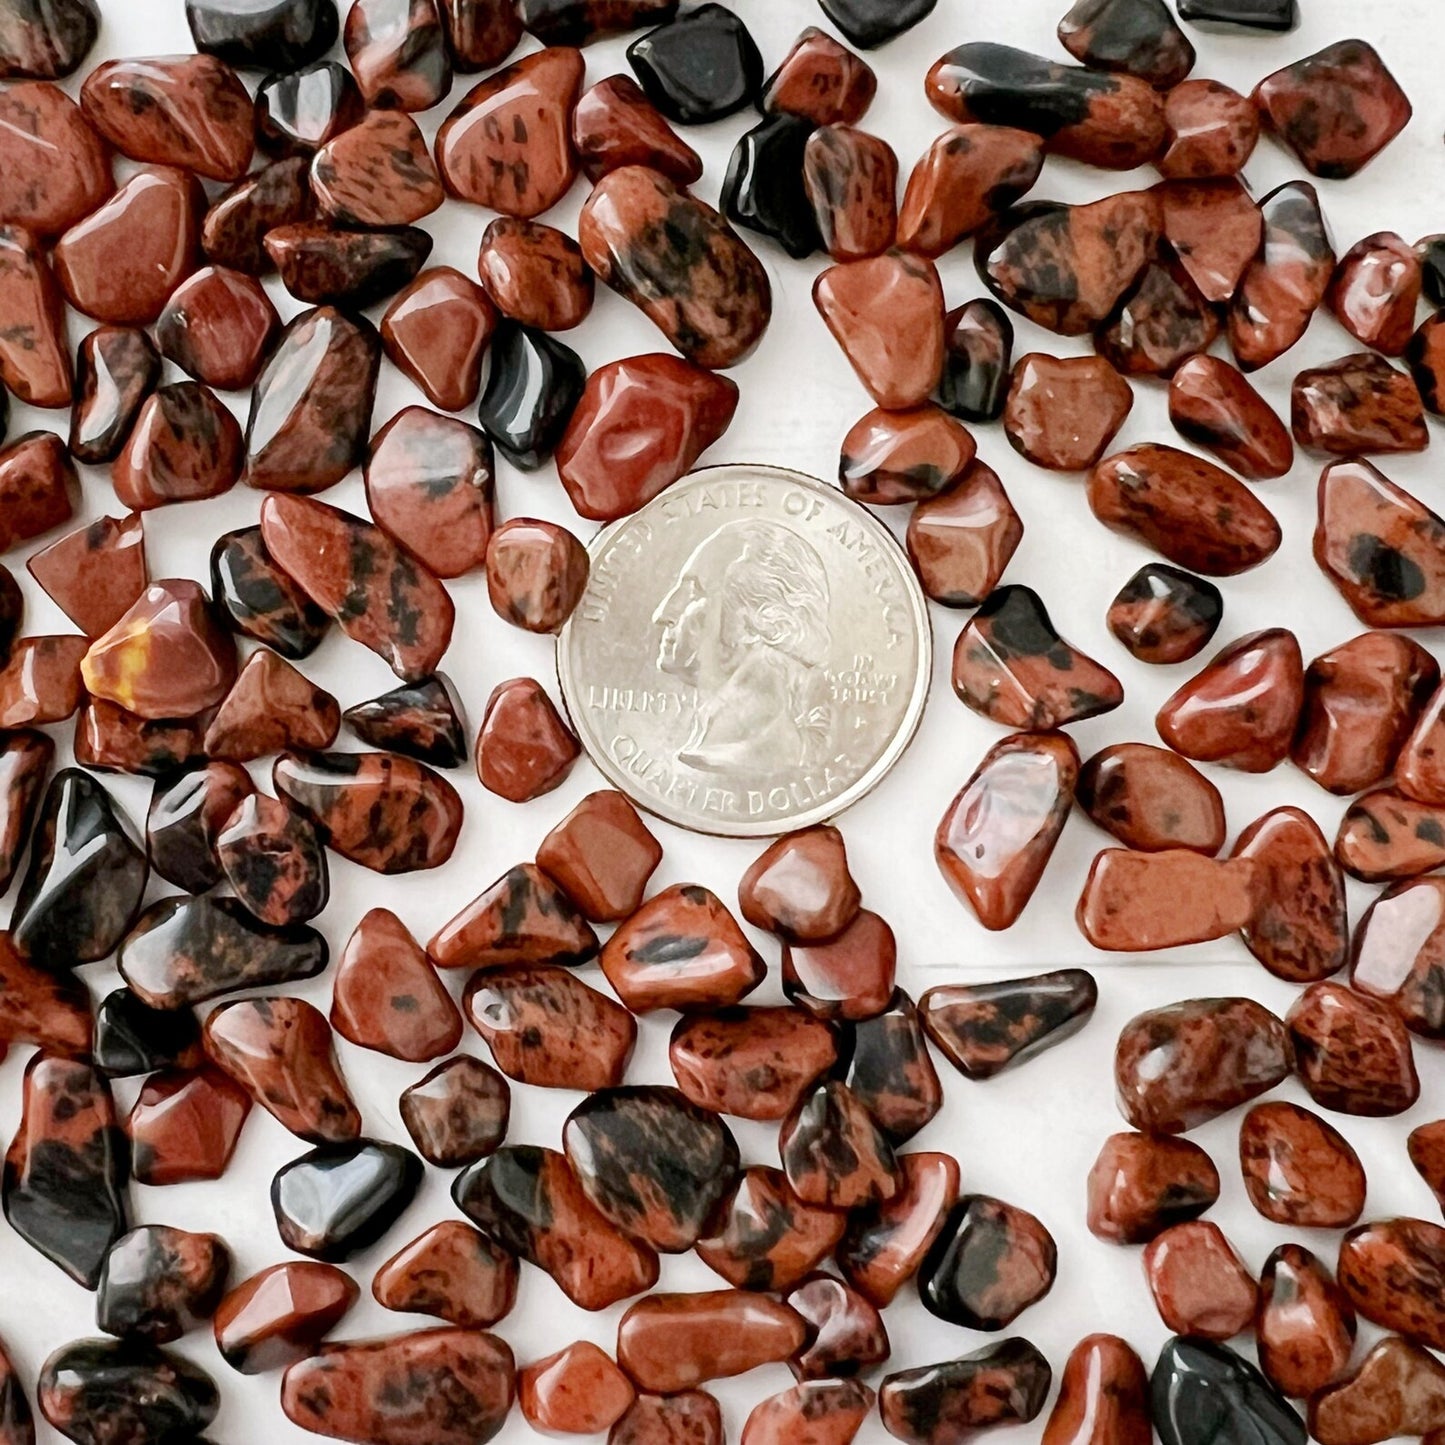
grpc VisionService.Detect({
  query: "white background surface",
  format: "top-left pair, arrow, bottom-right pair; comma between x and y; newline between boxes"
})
4,0 -> 1445,1440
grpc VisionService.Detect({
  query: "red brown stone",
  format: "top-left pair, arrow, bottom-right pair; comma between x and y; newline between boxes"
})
1156,629 -> 1304,771
1352,877 -> 1445,1038
780,1080 -> 899,1210
343,0 -> 451,111
0,433 -> 75,553
69,326 -> 162,465
1167,354 -> 1294,481
842,999 -> 944,1140
0,735 -> 53,904
744,1380 -> 872,1445
311,109 -> 441,229
1309,1336 -> 1445,1445
438,0 -> 521,69
437,47 -> 583,216
695,1168 -> 846,1292
738,825 -> 860,943
81,55 -> 252,181
0,929 -> 90,1055
1228,181 -> 1335,372
815,252 -> 944,410
906,461 -> 1023,608
1143,1220 -> 1256,1340
201,157 -> 314,277
0,81 -> 111,236
838,1151 -> 958,1307
0,225 -> 70,407
53,167 -> 204,325
476,676 -> 580,803
373,1221 -> 517,1329
216,792 -> 327,927
111,382 -> 243,510
1077,744 -> 1223,854
935,730 -> 1079,931
1085,1132 -> 1220,1244
1412,1120 -> 1445,1213
1088,444 -> 1282,576
803,125 -> 897,263
1041,1334 -> 1151,1445
126,1067 -> 251,1187
273,750 -> 463,875
1287,982 -> 1419,1117
485,517 -> 588,634
73,700 -> 208,777
96,1222 -> 230,1344
668,1007 -> 838,1122
571,74 -> 701,186
1292,353 -> 1427,456
466,967 -> 634,1091
1004,353 -> 1132,469
521,1342 -> 635,1436
156,266 -> 279,392
330,908 -> 460,1063
1257,1245 -> 1356,1400
146,761 -> 251,895
537,791 -> 662,923
1094,252 -> 1218,377
1336,789 -> 1445,883
0,1339 -> 34,1444
783,910 -> 895,1022
1396,682 -> 1445,806
204,649 -> 338,763
0,636 -> 87,727
611,1391 -> 722,1445
616,1291 -> 807,1394
601,884 -> 764,1013
839,405 -> 974,504
429,862 -> 598,970
1157,79 -> 1258,178
762,27 -> 875,126
399,1057 -> 509,1168
1057,0 -> 1193,85
786,1274 -> 888,1381
27,516 -> 146,640
1254,39 -> 1410,180
478,217 -> 593,331
253,62 -> 364,159
204,996 -> 360,1145
1238,1101 -> 1366,1229
380,267 -> 496,413
1114,997 -> 1292,1134
879,1341 -> 1053,1443
1155,177 -> 1261,304
1079,849 -> 1263,951
1337,1219 -> 1445,1351
1329,232 -> 1421,356
214,1262 -> 358,1375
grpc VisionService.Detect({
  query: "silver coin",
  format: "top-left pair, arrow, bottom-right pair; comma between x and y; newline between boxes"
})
557,463 -> 933,838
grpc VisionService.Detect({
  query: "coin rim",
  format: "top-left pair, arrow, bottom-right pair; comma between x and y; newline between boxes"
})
555,462 -> 935,839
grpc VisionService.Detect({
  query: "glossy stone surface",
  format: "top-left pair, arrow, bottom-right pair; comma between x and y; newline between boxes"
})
896,125 -> 1044,259
94,987 -> 202,1078
0,635 -> 86,728
722,114 -> 820,261
210,525 -> 330,661
538,790 -> 663,923
935,730 -> 1078,931
0,1336 -> 32,1445
839,406 -> 973,506
54,167 -> 205,326
927,43 -> 1165,170
521,1341 -> 635,1436
815,252 -> 944,411
0,80 -> 106,226
374,1221 -> 517,1329
3,1055 -> 126,1288
762,28 -> 874,126
738,826 -> 858,943
344,0 -> 450,111
611,1391 -> 722,1445
437,47 -> 584,216
37,1340 -> 218,1444
695,1166 -> 845,1291
110,381 -> 244,511
266,221 -> 432,308
205,650 -> 339,763
1407,312 -> 1445,415
935,301 -> 1014,423
244,306 -> 380,493
478,218 -> 592,332
399,1056 -> 510,1167
1239,1101 -> 1365,1230
1329,232 -> 1421,356
1095,252 -> 1219,378
486,517 -> 588,634
952,586 -> 1123,730
476,321 -> 586,469
97,1224 -> 229,1345
0,226 -> 70,408
74,696 -> 205,781
1286,981 -> 1419,1117
1144,1219 -> 1257,1340
27,515 -> 146,642
839,989 -> 941,1143
626,5 -> 761,124
1005,353 -> 1132,470
254,61 -> 361,155
616,1291 -> 806,1394
1156,177 -> 1260,305
187,0 -> 339,70
780,1080 -> 899,1210
879,1340 -> 1053,1444
838,1151 -> 958,1307
1308,1335 -> 1445,1444
68,328 -> 161,466
905,465 -> 1019,610
1158,79 -> 1258,178
282,1329 -> 514,1445
1089,444 -> 1281,576
344,676 -> 467,770
0,0 -> 98,79
466,967 -> 634,1091
119,893 -> 327,1011
1057,0 -> 1192,86
1253,1245 -> 1355,1402
744,1379 -> 872,1445
1150,1338 -> 1305,1445
668,1007 -> 838,1123
1337,1219 -> 1445,1351
212,1262 -> 358,1374
579,165 -> 771,369
1086,1133 -> 1220,1244
803,125 -> 897,263
1292,353 -> 1427,457
1042,1334 -> 1151,1445
0,432 -> 76,553
573,74 -> 701,185
1167,354 -> 1293,481
310,111 -> 440,232
786,1275 -> 888,1382
439,0 -> 522,69
126,1067 -> 251,1187
783,910 -> 895,1022
272,1139 -> 423,1262
202,156 -> 315,276
1080,849 -> 1262,952
0,731 -> 52,896
565,1086 -> 738,1252
1352,877 -> 1445,1039
919,1196 -> 1056,1332
1228,181 -> 1334,372
1176,0 -> 1297,26
428,862 -> 598,970
520,0 -> 675,45
1077,744 -> 1223,854
1115,997 -> 1291,1134
920,970 -> 1098,1081
380,268 -> 496,413
454,1145 -> 659,1310
1335,789 -> 1445,883
215,793 -> 327,927
476,676 -> 580,802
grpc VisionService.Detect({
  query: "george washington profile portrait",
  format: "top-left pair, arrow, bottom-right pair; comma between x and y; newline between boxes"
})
652,518 -> 834,777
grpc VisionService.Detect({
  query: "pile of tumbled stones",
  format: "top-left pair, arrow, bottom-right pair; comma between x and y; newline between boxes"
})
4,0 -> 1445,1440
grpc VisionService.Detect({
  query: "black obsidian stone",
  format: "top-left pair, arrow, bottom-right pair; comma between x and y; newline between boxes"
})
477,322 -> 586,471
272,1139 -> 423,1262
1175,0 -> 1298,31
96,1225 -> 231,1344
935,300 -> 1014,422
343,675 -> 468,768
210,525 -> 330,659
817,0 -> 936,49
518,0 -> 678,46
69,327 -> 162,466
917,1196 -> 1058,1331
94,989 -> 203,1078
12,770 -> 148,973
185,0 -> 341,71
627,3 -> 764,124
1151,1337 -> 1305,1445
839,990 -> 943,1144
37,1339 -> 220,1443
722,114 -> 820,261
254,60 -> 364,158
0,0 -> 99,79
0,564 -> 22,667
272,227 -> 433,310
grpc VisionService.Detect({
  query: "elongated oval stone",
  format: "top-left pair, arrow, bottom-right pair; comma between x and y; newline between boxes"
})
0,225 -> 71,407
1086,1133 -> 1219,1244
212,1262 -> 358,1375
1079,849 -> 1263,951
272,1139 -> 423,1261
1078,744 -> 1223,854
1337,1218 -> 1445,1350
38,1340 -> 218,1444
1255,1245 -> 1355,1401
1150,1338 -> 1304,1445
579,166 -> 771,369
745,1379 -> 872,1445
1168,354 -> 1294,481
1286,982 -> 1419,1117
1042,1334 -> 1151,1445
1239,1101 -> 1365,1229
1336,788 -> 1445,884
880,1340 -> 1053,1444
695,1167 -> 845,1291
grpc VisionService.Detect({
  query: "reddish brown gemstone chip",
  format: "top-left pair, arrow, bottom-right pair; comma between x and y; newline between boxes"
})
906,461 -> 1023,609
429,862 -> 598,970
69,326 -> 162,466
1041,1334 -> 1151,1445
0,636 -> 87,727
0,929 -> 90,1055
344,0 -> 451,110
1158,79 -> 1258,178
1308,1335 -> 1445,1444
1329,232 -> 1422,356
738,825 -> 860,943
1337,1218 -> 1445,1351
1256,1245 -> 1356,1401
213,1263 -> 359,1375
780,1080 -> 899,1210
786,1274 -> 889,1382
380,267 -> 496,413
1107,564 -> 1222,666
696,1166 -> 846,1292
0,225 -> 71,408
521,1341 -> 635,1436
0,81 -> 111,236
1143,1220 -> 1257,1341
762,27 -> 875,126
485,517 -> 588,634
572,74 -> 702,185
838,1151 -> 958,1307
1167,355 -> 1294,481
373,1222 -> 518,1330
803,124 -> 898,263
782,910 -> 895,1023
1292,353 -> 1428,457
203,649 -> 339,762
1079,849 -> 1263,952
111,382 -> 244,511
216,792 -> 327,927
1352,877 -> 1445,1038
0,432 -> 76,553
1286,982 -> 1419,1117
1156,177 -> 1260,305
478,217 -> 593,331
1086,1133 -> 1220,1245
399,1056 -> 509,1168
1238,1101 -> 1366,1229
611,1391 -> 723,1445
1003,354 -> 1131,470
476,677 -> 579,803
1095,253 -> 1218,378
311,109 -> 442,229
1336,788 -> 1445,884
144,756 -> 249,889
744,1379 -> 873,1445
201,157 -> 315,277
127,1067 -> 251,1188
839,405 -> 975,505
1077,744 -> 1224,855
